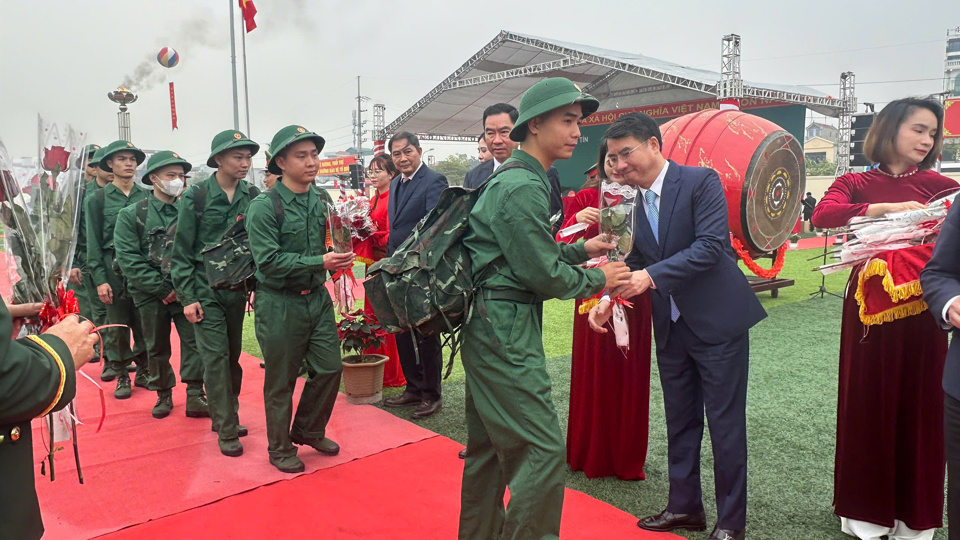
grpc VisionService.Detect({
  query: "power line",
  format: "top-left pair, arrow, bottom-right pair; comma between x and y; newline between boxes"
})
689,38 -> 945,69
797,77 -> 948,87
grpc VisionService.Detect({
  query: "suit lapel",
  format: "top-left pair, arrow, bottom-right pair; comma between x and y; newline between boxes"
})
394,166 -> 424,217
656,161 -> 682,257
388,175 -> 401,223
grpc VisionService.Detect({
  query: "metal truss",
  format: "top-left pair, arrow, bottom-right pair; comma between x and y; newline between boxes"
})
373,104 -> 385,142
718,34 -> 743,100
447,57 -> 586,90
835,72 -> 856,176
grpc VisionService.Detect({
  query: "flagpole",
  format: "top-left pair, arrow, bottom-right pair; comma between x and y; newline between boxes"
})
229,0 -> 240,130
241,17 -> 252,135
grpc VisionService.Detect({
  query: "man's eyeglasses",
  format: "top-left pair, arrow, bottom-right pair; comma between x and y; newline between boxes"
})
606,142 -> 644,167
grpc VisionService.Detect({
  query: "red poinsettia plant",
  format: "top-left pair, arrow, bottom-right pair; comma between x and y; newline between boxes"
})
336,309 -> 387,364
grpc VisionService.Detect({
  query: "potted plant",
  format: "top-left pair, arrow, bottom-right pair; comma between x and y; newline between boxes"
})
337,309 -> 390,405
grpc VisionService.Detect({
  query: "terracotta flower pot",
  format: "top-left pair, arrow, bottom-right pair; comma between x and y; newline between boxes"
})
341,353 -> 388,405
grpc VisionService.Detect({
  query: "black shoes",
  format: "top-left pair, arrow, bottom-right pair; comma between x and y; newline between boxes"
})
290,432 -> 340,456
151,391 -> 173,419
383,391 -> 421,408
411,398 -> 442,420
708,528 -> 744,540
637,510 -> 707,532
458,449 -> 466,459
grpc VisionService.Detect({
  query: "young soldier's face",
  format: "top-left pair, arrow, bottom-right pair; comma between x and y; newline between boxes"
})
97,168 -> 114,183
263,172 -> 279,190
215,148 -> 253,180
528,103 -> 583,161
276,140 -> 320,185
107,151 -> 138,180
484,113 -> 517,163
84,162 -> 99,180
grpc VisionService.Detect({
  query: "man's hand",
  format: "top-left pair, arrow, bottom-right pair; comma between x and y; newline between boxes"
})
600,261 -> 632,290
97,283 -> 113,305
69,268 -> 83,286
584,237 -> 617,259
948,297 -> 960,329
588,300 -> 612,334
43,315 -> 97,370
184,302 -> 204,324
323,251 -> 356,272
611,270 -> 654,299
4,298 -> 43,319
162,290 -> 178,305
576,207 -> 600,225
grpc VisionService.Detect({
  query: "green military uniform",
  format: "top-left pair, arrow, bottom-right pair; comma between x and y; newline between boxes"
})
458,79 -> 605,539
114,151 -> 206,417
246,125 -> 342,473
82,173 -> 111,368
170,130 -> 260,451
87,140 -> 149,393
0,302 -> 76,540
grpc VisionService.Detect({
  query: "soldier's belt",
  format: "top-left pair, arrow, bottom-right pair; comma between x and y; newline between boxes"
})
257,284 -> 316,296
481,289 -> 538,304
0,424 -> 25,446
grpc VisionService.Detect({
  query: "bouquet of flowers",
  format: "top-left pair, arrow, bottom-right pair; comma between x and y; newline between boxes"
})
598,180 -> 638,351
327,194 -> 376,315
816,189 -> 959,274
0,125 -> 86,332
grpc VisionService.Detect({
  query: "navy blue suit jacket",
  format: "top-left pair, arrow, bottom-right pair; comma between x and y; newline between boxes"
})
921,200 -> 960,400
387,164 -> 448,256
625,161 -> 766,351
464,160 -> 565,234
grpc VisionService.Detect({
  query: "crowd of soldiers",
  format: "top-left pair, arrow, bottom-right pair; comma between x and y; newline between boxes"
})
71,126 -> 352,473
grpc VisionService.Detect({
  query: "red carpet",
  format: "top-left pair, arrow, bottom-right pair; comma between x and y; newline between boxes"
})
33,338 -> 434,540
100,436 -> 679,540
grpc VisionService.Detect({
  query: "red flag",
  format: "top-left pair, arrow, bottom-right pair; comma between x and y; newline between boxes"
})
169,82 -> 178,130
238,0 -> 257,33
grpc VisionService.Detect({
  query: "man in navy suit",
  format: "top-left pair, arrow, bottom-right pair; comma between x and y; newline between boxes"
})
589,113 -> 766,540
464,103 -> 565,235
920,200 -> 960,533
381,131 -> 449,419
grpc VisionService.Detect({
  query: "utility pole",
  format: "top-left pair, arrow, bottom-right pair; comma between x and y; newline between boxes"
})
355,76 -> 369,167
229,0 -> 240,131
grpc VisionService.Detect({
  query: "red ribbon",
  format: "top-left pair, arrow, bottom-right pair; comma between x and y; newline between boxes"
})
38,283 -> 79,331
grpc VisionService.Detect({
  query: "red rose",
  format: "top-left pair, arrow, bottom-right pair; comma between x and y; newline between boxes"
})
41,146 -> 70,172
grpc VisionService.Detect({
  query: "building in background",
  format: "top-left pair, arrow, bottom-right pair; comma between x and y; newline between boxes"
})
805,122 -> 839,142
946,27 -> 960,97
804,136 -> 837,163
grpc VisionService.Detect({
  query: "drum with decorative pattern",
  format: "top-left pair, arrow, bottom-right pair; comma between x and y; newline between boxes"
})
659,108 -> 805,257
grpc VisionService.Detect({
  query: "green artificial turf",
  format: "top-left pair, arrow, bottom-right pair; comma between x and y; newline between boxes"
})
239,248 -> 948,539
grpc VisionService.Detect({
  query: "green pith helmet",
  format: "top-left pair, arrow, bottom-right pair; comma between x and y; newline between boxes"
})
141,150 -> 192,185
75,143 -> 101,168
99,140 -> 146,173
207,129 -> 260,168
509,77 -> 600,142
92,146 -> 107,170
584,163 -> 599,177
266,125 -> 326,175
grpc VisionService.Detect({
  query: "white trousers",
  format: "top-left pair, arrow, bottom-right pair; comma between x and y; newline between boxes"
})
841,517 -> 935,540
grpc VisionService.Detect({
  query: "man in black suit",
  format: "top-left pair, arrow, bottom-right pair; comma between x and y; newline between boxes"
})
802,192 -> 817,232
382,131 -> 449,419
920,200 -> 960,533
589,113 -> 766,540
463,103 -> 565,235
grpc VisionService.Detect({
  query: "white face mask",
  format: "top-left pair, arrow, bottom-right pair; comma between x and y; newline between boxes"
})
159,178 -> 184,197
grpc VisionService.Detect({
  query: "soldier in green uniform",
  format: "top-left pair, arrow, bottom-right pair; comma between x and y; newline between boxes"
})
246,125 -> 353,473
114,151 -> 209,420
86,140 -> 150,399
84,147 -> 116,375
458,78 -> 632,538
0,301 -> 97,540
67,144 -> 100,351
170,130 -> 260,457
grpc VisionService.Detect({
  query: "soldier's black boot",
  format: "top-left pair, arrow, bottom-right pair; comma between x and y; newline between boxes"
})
114,375 -> 132,400
152,390 -> 173,419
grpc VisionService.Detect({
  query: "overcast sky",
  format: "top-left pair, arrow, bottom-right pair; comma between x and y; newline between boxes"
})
0,0 -> 956,167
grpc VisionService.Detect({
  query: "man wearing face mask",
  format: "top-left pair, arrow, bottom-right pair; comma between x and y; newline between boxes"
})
114,151 -> 208,420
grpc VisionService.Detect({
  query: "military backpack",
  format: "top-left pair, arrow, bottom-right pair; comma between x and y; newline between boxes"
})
193,184 -> 287,292
363,161 -> 533,375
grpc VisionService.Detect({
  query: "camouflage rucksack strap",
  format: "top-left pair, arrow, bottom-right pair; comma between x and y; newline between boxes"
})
264,189 -> 285,228
193,184 -> 207,224
135,198 -> 149,238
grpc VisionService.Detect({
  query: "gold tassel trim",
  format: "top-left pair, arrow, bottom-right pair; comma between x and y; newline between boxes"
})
578,298 -> 600,315
855,258 -> 928,326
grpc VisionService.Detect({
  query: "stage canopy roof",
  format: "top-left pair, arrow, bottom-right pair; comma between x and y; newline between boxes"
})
385,30 -> 844,141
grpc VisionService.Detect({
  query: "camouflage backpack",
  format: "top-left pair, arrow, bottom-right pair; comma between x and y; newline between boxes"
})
363,161 -> 533,373
194,184 -> 286,292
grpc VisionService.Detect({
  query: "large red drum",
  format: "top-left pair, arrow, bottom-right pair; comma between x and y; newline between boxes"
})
659,109 -> 805,257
